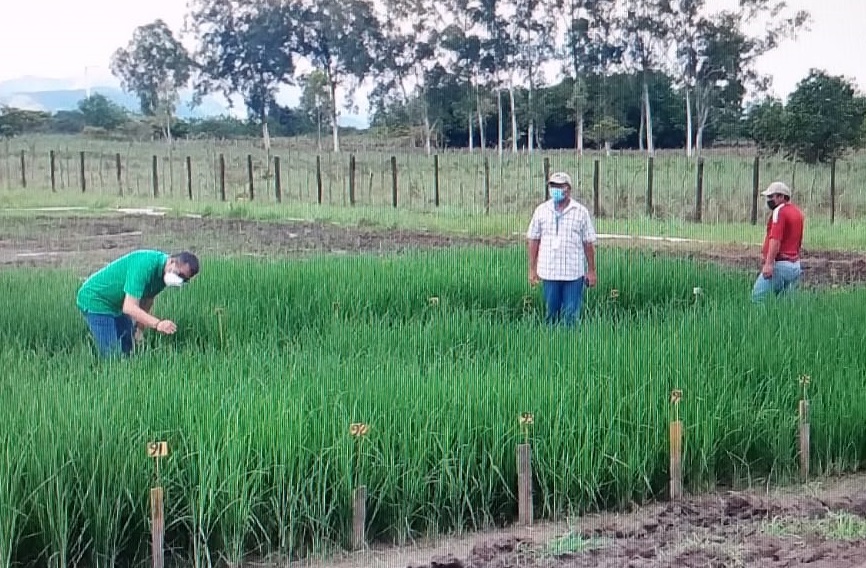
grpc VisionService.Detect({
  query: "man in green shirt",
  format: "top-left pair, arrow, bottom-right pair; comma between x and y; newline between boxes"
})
76,250 -> 200,357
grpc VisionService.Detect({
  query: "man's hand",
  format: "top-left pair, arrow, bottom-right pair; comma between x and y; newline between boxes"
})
528,268 -> 540,287
155,320 -> 178,335
761,262 -> 774,279
585,270 -> 597,287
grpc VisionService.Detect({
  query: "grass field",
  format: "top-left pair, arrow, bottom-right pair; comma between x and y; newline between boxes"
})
3,245 -> 866,568
2,135 -> 866,224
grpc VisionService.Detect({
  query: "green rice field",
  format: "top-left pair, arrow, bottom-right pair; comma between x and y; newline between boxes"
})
2,245 -> 866,568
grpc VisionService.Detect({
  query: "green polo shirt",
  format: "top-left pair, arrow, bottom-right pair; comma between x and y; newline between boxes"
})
76,250 -> 169,316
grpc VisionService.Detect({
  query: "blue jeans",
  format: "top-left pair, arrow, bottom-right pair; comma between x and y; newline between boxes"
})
751,260 -> 802,303
542,278 -> 585,327
82,312 -> 135,357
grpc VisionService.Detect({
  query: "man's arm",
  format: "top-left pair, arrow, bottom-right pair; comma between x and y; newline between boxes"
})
764,239 -> 781,263
528,239 -> 540,273
122,295 -> 162,329
583,242 -> 596,272
140,296 -> 154,314
763,209 -> 786,273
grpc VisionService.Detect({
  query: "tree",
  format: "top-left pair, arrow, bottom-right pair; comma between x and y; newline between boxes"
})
744,97 -> 785,155
110,19 -> 193,143
508,0 -> 557,152
0,107 -> 51,137
782,69 -> 866,163
299,69 -> 333,151
295,0 -> 383,153
616,0 -> 672,156
370,0 -> 443,155
670,0 -> 810,158
188,0 -> 299,160
557,0 -> 619,154
77,94 -> 128,130
439,0 -> 489,153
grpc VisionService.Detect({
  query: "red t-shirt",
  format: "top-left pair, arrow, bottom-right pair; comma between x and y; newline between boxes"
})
762,202 -> 804,261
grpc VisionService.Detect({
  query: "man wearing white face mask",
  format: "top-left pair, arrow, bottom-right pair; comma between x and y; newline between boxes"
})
527,172 -> 598,327
76,249 -> 200,357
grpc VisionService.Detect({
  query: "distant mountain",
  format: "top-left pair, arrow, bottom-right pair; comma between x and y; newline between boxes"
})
0,76 -> 371,128
0,81 -> 228,119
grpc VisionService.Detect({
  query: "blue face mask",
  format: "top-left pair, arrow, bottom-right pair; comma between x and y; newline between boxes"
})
550,188 -> 565,203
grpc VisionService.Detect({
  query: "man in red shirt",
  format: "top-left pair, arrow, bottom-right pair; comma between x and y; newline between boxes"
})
751,181 -> 805,303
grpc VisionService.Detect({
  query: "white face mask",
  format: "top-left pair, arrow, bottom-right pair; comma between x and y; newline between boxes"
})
164,272 -> 185,287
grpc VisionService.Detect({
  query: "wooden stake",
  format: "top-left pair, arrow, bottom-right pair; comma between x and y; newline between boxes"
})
349,422 -> 369,550
150,486 -> 165,568
147,441 -> 169,568
517,443 -> 532,525
352,485 -> 366,550
799,399 -> 810,481
669,420 -> 683,500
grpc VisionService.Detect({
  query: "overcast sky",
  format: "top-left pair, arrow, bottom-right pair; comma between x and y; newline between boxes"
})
1,0 -> 863,104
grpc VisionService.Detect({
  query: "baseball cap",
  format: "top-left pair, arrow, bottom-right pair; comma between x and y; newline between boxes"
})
760,181 -> 791,197
548,172 -> 572,186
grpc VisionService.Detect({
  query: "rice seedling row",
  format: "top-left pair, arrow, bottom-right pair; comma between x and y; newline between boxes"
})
2,246 -> 865,567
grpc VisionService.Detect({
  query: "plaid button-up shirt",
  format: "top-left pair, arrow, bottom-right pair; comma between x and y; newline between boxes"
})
526,198 -> 597,281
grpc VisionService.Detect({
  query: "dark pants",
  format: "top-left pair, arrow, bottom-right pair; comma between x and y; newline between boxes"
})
542,278 -> 585,327
82,312 -> 135,357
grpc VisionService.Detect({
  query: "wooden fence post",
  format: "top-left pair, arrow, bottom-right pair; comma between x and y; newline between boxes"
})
152,155 -> 159,198
390,156 -> 398,208
830,158 -> 836,224
646,156 -> 654,216
79,151 -> 86,193
433,154 -> 440,207
247,154 -> 254,200
19,150 -> 26,188
49,150 -> 56,192
218,154 -> 226,201
694,157 -> 704,223
186,156 -> 192,200
274,156 -> 282,203
750,156 -> 760,225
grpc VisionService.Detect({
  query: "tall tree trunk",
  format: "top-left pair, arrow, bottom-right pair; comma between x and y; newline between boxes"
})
638,103 -> 645,152
509,85 -> 518,153
497,88 -> 503,158
468,113 -> 474,153
423,106 -> 432,156
316,104 -> 322,152
695,105 -> 709,159
685,89 -> 693,157
527,76 -> 535,154
261,106 -> 272,177
642,79 -> 654,155
476,89 -> 486,150
577,116 -> 584,155
328,78 -> 340,153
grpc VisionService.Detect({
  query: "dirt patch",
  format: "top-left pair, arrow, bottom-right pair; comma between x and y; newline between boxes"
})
1,214 -> 865,288
294,474 -> 866,568
0,214 -> 510,275
603,238 -> 866,288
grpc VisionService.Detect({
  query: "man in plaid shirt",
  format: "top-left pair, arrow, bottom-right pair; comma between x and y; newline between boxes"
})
526,172 -> 598,327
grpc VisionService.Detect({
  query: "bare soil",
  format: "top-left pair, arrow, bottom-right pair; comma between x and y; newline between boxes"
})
1,214 -> 865,288
289,473 -> 866,568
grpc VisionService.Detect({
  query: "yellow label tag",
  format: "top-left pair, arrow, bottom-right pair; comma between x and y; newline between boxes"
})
147,441 -> 169,458
349,423 -> 370,437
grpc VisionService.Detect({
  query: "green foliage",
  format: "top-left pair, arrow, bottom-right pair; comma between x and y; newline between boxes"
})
0,107 -> 51,137
76,94 -> 129,131
109,19 -> 193,118
2,246 -> 866,566
745,70 -> 866,164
